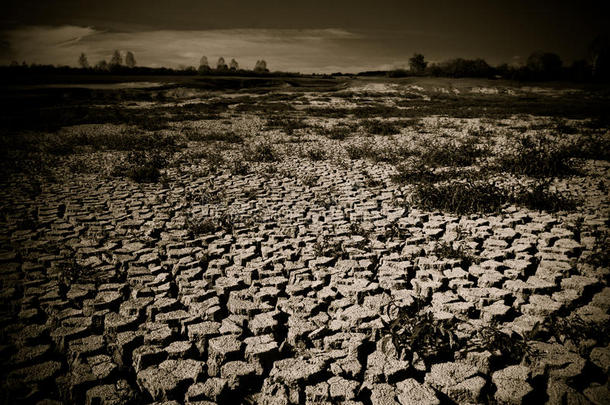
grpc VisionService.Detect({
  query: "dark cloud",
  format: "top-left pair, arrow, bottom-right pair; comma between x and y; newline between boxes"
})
2,0 -> 609,69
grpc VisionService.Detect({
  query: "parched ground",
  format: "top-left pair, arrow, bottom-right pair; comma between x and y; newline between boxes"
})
1,76 -> 609,404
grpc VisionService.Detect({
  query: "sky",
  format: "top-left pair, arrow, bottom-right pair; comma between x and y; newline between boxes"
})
1,0 -> 608,73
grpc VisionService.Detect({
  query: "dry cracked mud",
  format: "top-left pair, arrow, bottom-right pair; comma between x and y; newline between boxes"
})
1,77 -> 609,404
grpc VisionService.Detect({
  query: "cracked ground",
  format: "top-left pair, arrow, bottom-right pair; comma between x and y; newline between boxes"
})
1,76 -> 609,404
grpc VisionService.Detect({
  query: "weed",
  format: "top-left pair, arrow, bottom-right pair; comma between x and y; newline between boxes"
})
184,129 -> 244,143
466,322 -> 537,364
512,181 -> 579,212
362,170 -> 383,188
320,125 -> 353,140
304,146 -> 327,161
384,299 -> 459,364
496,134 -> 577,177
185,216 -> 217,237
230,159 -> 250,175
360,119 -> 401,135
432,242 -> 478,269
301,174 -> 318,187
56,257 -> 86,286
411,178 -> 509,215
418,138 -> 486,167
245,142 -> 280,162
313,235 -> 344,258
583,230 -> 610,268
266,116 -> 308,135
112,151 -> 168,183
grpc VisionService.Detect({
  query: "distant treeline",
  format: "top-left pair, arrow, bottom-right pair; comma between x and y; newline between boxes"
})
376,37 -> 610,82
0,63 -> 302,78
378,53 -> 608,82
2,35 -> 609,82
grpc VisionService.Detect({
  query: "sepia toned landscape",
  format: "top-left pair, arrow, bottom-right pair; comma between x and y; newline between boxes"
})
1,72 -> 609,404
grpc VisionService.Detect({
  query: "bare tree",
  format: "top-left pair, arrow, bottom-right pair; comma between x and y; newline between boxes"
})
125,51 -> 136,68
217,57 -> 228,71
110,50 -> 123,66
229,58 -> 239,70
78,52 -> 89,68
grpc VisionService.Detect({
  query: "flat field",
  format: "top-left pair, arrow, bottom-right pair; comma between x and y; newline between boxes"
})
1,75 -> 609,404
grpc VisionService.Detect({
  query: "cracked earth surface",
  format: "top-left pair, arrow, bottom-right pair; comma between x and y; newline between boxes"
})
1,79 -> 609,404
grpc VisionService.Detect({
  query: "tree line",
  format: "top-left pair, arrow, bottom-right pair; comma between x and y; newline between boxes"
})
74,50 -> 269,75
385,35 -> 610,82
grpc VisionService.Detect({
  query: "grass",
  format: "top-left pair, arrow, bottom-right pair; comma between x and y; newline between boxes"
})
345,142 -> 414,163
319,125 -> 354,140
496,134 -> 578,177
1,126 -> 182,156
183,129 -> 244,143
265,115 -> 308,135
303,145 -> 327,161
418,138 -> 486,167
411,177 -> 578,215
432,242 -> 478,269
512,181 -> 579,212
360,119 -> 401,135
411,178 -> 509,215
244,142 -> 280,162
111,151 -> 169,183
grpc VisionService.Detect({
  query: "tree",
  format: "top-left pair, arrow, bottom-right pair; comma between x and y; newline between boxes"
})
254,60 -> 267,73
589,34 -> 610,80
526,51 -> 563,80
409,53 -> 427,74
95,60 -> 108,70
125,51 -> 136,68
229,58 -> 238,70
217,57 -> 228,71
78,53 -> 89,68
110,50 -> 123,66
198,56 -> 211,74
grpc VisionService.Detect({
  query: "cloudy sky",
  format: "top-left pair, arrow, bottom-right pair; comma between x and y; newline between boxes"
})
1,0 -> 608,73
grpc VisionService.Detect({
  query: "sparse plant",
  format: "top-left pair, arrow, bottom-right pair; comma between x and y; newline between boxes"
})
361,119 -> 401,135
304,146 -> 327,161
512,181 -> 579,212
313,235 -> 344,258
384,299 -> 459,364
432,242 -> 478,269
112,151 -> 168,183
245,142 -> 279,162
496,134 -> 578,177
185,216 -> 217,237
300,174 -> 318,187
411,177 -> 509,215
